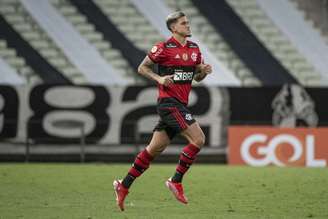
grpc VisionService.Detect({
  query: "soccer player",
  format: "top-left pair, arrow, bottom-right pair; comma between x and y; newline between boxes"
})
113,11 -> 212,211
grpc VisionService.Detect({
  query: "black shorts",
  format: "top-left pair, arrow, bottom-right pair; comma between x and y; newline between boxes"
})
153,97 -> 196,139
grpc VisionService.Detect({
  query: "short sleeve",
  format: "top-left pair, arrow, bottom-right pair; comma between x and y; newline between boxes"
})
196,49 -> 203,65
147,42 -> 165,63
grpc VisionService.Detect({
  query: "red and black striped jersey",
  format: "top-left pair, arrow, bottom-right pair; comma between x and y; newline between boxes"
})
148,37 -> 202,105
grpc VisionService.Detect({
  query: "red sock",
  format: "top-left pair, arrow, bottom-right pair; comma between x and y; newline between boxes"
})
176,143 -> 200,175
122,149 -> 154,189
128,149 -> 153,178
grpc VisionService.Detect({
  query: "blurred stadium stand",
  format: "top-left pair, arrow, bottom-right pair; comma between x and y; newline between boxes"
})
194,0 -> 299,86
257,0 -> 328,85
71,0 -> 146,83
23,0 -> 132,84
0,0 -> 327,86
0,56 -> 25,84
293,0 -> 328,39
227,0 -> 325,86
94,0 -> 163,52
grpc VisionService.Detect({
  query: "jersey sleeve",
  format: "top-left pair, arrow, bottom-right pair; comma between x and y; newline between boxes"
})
147,42 -> 165,63
196,49 -> 203,65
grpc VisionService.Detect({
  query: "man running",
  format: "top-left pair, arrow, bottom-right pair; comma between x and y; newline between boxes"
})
114,11 -> 212,211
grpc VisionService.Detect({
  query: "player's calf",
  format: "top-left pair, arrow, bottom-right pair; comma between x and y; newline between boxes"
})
121,149 -> 154,189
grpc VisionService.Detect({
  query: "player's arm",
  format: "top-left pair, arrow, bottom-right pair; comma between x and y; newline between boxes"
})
138,56 -> 174,86
194,63 -> 212,82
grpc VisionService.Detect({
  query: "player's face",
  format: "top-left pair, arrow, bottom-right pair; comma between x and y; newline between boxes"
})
172,16 -> 191,37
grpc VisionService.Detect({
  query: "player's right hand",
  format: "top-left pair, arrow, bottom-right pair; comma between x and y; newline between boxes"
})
158,75 -> 174,86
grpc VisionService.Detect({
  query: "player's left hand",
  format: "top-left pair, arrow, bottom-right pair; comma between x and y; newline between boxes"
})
202,64 -> 212,75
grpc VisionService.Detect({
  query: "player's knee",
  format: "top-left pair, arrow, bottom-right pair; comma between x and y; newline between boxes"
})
146,144 -> 167,157
192,134 -> 205,148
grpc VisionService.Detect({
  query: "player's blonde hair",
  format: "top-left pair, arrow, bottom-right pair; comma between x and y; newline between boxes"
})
166,11 -> 186,32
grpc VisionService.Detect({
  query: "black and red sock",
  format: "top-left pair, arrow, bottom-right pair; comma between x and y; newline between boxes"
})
122,149 -> 153,189
171,143 -> 200,183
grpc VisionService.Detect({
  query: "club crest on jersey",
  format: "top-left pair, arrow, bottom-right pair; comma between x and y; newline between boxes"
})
185,113 -> 193,121
182,53 -> 188,61
191,52 -> 197,62
151,46 -> 158,53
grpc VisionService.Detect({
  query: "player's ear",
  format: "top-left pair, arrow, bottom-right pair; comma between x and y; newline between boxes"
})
170,23 -> 176,32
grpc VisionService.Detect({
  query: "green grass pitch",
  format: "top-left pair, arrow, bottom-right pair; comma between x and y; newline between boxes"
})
0,164 -> 327,219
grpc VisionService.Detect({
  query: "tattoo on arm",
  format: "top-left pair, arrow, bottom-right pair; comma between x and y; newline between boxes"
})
137,56 -> 160,82
194,72 -> 206,82
194,64 -> 206,82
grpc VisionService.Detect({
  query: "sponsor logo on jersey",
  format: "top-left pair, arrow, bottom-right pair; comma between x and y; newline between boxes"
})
188,42 -> 198,48
165,42 -> 178,48
175,54 -> 181,59
173,71 -> 194,81
191,52 -> 197,62
182,53 -> 189,61
153,47 -> 163,57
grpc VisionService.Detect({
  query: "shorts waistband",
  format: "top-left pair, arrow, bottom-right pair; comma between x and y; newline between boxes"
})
157,97 -> 187,106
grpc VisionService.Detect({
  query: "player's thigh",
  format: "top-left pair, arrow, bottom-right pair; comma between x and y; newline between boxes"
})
146,130 -> 171,156
180,122 -> 205,148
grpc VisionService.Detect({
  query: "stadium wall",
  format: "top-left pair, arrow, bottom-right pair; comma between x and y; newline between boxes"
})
0,84 -> 327,165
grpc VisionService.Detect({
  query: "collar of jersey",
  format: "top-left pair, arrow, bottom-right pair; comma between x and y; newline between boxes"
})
169,36 -> 188,48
